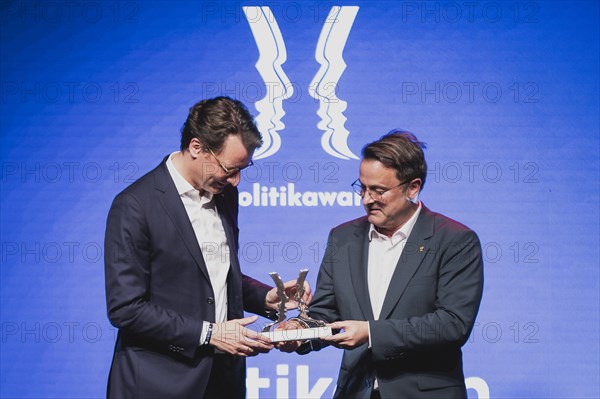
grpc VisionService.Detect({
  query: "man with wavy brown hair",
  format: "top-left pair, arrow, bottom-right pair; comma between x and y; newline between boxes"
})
105,97 -> 310,398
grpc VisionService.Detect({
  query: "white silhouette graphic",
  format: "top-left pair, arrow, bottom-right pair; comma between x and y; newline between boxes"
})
243,6 -> 359,160
243,6 -> 294,160
309,6 -> 359,160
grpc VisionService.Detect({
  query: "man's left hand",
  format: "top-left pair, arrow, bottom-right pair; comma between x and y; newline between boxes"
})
321,320 -> 369,349
266,279 -> 312,311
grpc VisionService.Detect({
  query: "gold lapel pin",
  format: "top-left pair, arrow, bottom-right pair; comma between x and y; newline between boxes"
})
419,245 -> 425,252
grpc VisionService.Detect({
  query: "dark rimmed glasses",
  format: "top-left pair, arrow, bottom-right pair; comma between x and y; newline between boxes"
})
207,147 -> 254,176
351,178 -> 412,201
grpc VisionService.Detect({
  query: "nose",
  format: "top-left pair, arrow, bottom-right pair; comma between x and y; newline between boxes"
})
362,191 -> 375,206
226,172 -> 241,187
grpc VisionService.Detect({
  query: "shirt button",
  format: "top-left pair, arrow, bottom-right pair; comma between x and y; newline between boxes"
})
207,297 -> 215,304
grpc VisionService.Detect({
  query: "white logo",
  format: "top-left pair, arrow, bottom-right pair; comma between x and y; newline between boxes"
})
239,183 -> 361,207
309,6 -> 359,160
246,365 -> 491,399
244,6 -> 359,160
242,6 -> 294,160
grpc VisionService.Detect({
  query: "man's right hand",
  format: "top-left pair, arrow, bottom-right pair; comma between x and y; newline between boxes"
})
209,315 -> 273,356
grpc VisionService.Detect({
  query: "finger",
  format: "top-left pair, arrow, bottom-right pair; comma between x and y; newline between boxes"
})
252,345 -> 271,354
236,345 -> 252,357
245,337 -> 273,351
275,341 -> 288,350
236,315 -> 259,326
322,330 -> 348,342
243,328 -> 273,345
284,279 -> 308,298
303,281 -> 311,296
283,321 -> 303,330
327,322 -> 344,331
282,279 -> 297,290
246,344 -> 266,356
276,341 -> 300,353
245,340 -> 272,354
275,320 -> 301,330
303,292 -> 312,305
242,328 -> 273,347
278,339 -> 301,348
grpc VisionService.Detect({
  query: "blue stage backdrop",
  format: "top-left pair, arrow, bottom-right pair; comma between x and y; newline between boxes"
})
1,1 -> 598,398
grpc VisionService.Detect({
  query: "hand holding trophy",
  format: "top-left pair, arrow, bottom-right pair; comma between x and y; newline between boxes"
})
262,269 -> 332,342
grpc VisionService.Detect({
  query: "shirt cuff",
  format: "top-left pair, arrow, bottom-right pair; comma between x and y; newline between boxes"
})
367,321 -> 372,348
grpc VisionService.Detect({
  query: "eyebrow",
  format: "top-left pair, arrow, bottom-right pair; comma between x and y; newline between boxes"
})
359,182 -> 389,190
231,161 -> 252,169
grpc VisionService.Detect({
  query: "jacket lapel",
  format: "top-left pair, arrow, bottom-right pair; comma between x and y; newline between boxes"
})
215,190 -> 245,319
153,159 -> 211,282
349,219 -> 375,321
215,191 -> 240,274
378,205 -> 435,320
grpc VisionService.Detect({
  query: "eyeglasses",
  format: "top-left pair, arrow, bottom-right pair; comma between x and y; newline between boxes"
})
207,147 -> 254,176
351,178 -> 412,201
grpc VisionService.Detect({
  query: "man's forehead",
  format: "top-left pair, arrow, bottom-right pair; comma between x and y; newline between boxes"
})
359,159 -> 398,183
360,158 -> 395,172
219,135 -> 251,163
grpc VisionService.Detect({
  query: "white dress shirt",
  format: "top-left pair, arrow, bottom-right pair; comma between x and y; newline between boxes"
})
166,153 -> 230,345
367,201 -> 422,320
367,201 -> 421,389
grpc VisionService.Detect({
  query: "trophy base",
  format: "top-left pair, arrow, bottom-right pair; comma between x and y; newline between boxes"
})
261,326 -> 332,342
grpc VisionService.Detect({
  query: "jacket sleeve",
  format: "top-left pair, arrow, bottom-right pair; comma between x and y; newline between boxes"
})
104,192 -> 202,359
297,230 -> 342,354
242,274 -> 273,317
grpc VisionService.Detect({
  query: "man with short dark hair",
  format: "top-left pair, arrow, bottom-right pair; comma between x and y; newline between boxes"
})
286,130 -> 483,398
104,97 -> 309,398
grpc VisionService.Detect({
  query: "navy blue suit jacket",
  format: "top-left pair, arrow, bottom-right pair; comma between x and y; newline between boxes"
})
104,158 -> 271,398
304,205 -> 484,399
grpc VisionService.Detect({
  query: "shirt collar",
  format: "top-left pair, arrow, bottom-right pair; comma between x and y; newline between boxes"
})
166,152 -> 213,203
369,200 -> 422,244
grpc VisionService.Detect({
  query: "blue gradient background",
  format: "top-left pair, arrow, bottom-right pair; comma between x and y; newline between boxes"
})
1,1 -> 598,398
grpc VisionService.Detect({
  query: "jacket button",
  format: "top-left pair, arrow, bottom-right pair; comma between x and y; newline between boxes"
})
207,297 -> 214,304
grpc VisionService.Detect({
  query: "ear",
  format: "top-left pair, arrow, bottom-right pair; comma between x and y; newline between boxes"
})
188,138 -> 203,159
407,178 -> 422,200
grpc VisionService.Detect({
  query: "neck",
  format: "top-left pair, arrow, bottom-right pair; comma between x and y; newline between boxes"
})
172,151 -> 206,196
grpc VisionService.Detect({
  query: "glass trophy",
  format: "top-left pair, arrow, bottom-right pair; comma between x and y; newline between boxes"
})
261,269 -> 332,342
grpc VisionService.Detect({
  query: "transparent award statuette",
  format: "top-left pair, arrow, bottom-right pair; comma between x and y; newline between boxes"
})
261,269 -> 332,342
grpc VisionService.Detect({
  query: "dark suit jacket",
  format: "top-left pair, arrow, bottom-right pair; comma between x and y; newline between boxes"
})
104,158 -> 272,399
304,205 -> 484,399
